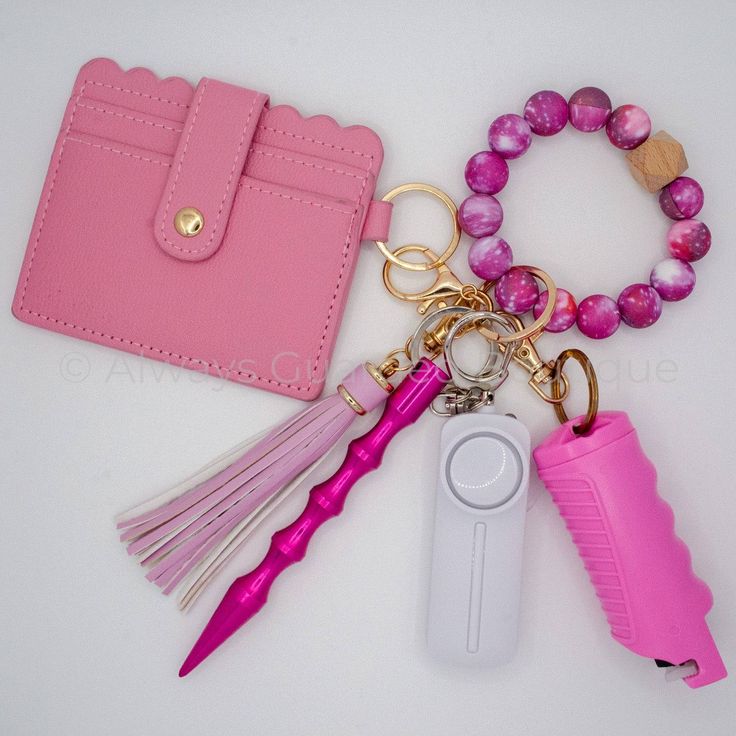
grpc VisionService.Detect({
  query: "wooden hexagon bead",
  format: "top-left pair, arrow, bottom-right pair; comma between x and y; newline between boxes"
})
625,131 -> 688,193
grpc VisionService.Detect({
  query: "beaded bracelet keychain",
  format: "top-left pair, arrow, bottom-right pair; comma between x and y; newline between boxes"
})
461,87 -> 710,338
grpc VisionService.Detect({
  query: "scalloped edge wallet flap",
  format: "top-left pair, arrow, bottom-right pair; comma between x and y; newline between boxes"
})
12,59 -> 391,399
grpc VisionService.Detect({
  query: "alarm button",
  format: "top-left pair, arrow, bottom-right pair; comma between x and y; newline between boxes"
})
446,432 -> 523,509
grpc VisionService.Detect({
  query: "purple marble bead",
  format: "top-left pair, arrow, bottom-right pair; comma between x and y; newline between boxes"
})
576,294 -> 621,339
617,283 -> 662,328
494,267 -> 539,315
532,288 -> 577,333
568,87 -> 612,132
650,258 -> 696,301
605,104 -> 651,150
488,113 -> 532,159
465,150 -> 510,195
523,90 -> 568,136
659,176 -> 704,220
458,193 -> 503,237
468,236 -> 513,280
667,219 -> 711,262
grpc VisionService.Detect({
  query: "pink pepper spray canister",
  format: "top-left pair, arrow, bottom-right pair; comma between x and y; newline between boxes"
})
533,411 -> 726,688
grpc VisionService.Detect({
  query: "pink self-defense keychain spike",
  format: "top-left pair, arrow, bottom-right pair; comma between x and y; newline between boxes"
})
180,357 -> 449,676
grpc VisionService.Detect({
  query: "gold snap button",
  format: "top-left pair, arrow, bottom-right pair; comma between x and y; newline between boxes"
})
174,207 -> 204,237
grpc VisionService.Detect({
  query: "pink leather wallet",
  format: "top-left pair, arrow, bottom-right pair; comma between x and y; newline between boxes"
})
12,58 -> 391,399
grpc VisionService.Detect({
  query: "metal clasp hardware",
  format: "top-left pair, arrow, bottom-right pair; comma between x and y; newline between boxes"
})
382,245 -> 466,315
513,339 -> 569,403
551,348 -> 599,434
174,207 -> 205,237
431,386 -> 493,416
383,247 -> 500,355
482,312 -> 570,404
374,182 -> 461,272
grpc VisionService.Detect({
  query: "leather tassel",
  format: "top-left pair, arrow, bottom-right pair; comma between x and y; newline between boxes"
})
176,461 -> 326,610
116,363 -> 392,603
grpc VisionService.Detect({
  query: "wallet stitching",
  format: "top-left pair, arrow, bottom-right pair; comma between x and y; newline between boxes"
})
248,148 -> 363,179
18,81 -> 375,393
67,137 -> 171,166
63,140 -> 361,209
257,124 -> 373,160
157,80 -> 210,254
240,183 -> 355,215
158,84 -> 262,256
309,153 -> 374,375
18,85 -> 87,314
19,307 -> 297,385
85,79 -> 189,109
76,102 -> 184,133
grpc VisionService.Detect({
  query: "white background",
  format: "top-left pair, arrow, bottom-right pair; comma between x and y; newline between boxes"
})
1,1 -> 735,734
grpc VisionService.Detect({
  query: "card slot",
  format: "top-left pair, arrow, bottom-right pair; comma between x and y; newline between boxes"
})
63,131 -> 173,169
249,132 -> 372,172
58,134 -> 360,217
76,79 -> 190,124
70,97 -> 181,158
224,175 -> 362,386
69,95 -> 375,203
75,97 -> 184,132
244,141 -> 371,203
252,126 -> 375,174
61,133 -> 370,222
252,114 -> 376,167
237,175 -> 358,214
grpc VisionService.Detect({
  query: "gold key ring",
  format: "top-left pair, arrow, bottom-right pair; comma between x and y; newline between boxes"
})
382,244 -> 466,310
374,183 -> 461,272
551,348 -> 599,435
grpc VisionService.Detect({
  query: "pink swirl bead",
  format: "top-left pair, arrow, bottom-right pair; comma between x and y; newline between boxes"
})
458,193 -> 503,237
465,150 -> 509,195
667,219 -> 711,261
576,294 -> 621,339
532,288 -> 577,333
650,258 -> 696,301
605,104 -> 651,150
523,90 -> 568,136
659,176 -> 704,220
568,87 -> 612,132
488,113 -> 532,159
617,283 -> 662,328
468,236 -> 513,281
494,268 -> 539,315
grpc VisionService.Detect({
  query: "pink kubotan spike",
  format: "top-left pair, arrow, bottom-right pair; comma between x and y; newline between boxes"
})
180,357 -> 449,676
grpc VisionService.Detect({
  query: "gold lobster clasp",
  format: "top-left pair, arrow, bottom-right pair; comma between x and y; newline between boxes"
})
382,245 -> 497,354
488,312 -> 570,404
382,245 -> 468,315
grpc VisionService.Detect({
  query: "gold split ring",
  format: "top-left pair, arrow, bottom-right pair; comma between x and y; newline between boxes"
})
374,183 -> 461,272
551,348 -> 599,435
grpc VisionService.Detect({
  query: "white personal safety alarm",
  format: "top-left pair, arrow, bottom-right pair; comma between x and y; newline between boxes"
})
427,405 -> 530,666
